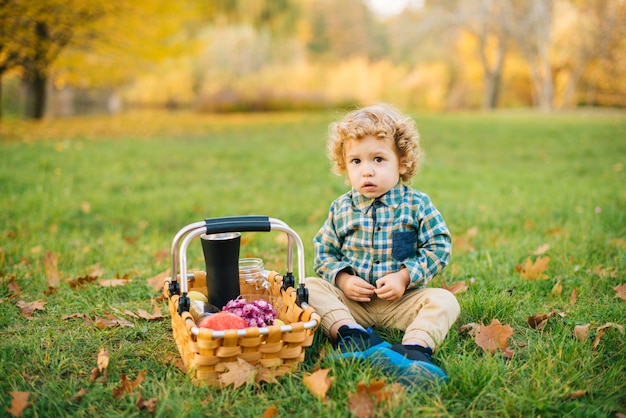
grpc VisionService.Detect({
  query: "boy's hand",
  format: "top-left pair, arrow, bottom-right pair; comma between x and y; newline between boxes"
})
374,269 -> 410,301
336,271 -> 376,302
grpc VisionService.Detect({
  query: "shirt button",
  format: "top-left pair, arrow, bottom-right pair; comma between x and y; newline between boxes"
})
375,260 -> 380,264
376,227 -> 381,231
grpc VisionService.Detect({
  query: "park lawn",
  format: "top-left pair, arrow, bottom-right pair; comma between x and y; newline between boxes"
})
0,109 -> 625,417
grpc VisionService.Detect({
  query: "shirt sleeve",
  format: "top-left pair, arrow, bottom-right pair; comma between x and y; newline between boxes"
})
403,198 -> 452,288
313,202 -> 353,284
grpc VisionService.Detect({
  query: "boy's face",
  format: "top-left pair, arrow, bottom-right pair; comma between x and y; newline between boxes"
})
344,135 -> 406,199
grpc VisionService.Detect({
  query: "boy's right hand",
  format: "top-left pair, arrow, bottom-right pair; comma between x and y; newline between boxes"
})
335,271 -> 376,302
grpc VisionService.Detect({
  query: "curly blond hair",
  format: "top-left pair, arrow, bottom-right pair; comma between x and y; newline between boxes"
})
327,103 -> 421,183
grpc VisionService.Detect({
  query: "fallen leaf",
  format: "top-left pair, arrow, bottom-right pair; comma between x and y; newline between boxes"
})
43,251 -> 60,291
475,319 -> 514,354
515,256 -> 550,281
551,280 -> 562,296
355,379 -> 388,403
146,270 -> 170,292
593,322 -> 625,350
16,300 -> 46,319
97,348 -> 110,373
136,306 -> 163,321
67,275 -> 99,289
503,347 -> 515,359
68,388 -> 89,404
531,244 -> 550,255
528,311 -> 555,330
63,313 -> 86,320
112,371 -> 146,399
7,276 -> 20,297
98,278 -> 130,287
574,324 -> 590,342
261,404 -> 278,418
590,265 -> 617,278
614,283 -> 626,301
349,390 -> 375,418
442,281 -> 468,295
7,391 -> 30,417
567,389 -> 588,399
459,322 -> 480,337
136,393 -> 158,413
303,368 -> 333,401
452,226 -> 478,253
570,288 -> 578,305
219,358 -> 258,389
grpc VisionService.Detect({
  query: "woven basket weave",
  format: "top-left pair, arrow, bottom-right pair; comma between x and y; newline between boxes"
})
165,270 -> 320,386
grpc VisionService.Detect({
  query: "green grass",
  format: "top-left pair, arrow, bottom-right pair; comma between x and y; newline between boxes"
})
1,109 -> 625,417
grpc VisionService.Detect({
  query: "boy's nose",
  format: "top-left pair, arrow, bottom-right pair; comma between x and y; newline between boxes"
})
363,162 -> 375,176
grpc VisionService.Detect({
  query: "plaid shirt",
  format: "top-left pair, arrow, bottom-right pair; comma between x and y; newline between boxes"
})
313,183 -> 451,288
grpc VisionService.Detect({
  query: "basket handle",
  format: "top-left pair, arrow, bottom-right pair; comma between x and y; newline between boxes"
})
169,216 -> 306,311
204,216 -> 271,234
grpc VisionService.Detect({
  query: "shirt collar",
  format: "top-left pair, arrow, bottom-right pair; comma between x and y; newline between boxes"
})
351,182 -> 404,213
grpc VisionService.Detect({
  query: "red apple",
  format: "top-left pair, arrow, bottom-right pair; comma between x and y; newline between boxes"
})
197,311 -> 247,330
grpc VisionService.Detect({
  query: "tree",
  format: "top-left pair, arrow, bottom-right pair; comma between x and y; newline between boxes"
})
0,0 -> 114,119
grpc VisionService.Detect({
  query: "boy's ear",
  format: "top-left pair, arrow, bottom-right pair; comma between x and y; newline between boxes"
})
399,164 -> 408,175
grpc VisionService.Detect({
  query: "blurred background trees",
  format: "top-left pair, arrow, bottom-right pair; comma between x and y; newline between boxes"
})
1,0 -> 624,119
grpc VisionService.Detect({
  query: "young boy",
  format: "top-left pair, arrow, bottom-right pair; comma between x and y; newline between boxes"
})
307,103 -> 460,385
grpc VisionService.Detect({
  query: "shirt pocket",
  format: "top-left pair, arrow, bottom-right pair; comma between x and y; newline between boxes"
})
392,230 -> 417,261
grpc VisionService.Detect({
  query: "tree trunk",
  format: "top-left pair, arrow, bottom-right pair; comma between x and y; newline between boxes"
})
0,76 -> 3,121
24,70 -> 47,119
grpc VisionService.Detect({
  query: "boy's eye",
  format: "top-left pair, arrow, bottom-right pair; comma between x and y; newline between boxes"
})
374,157 -> 383,163
351,158 -> 361,164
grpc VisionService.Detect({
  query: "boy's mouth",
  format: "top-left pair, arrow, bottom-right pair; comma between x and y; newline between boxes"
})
362,181 -> 376,190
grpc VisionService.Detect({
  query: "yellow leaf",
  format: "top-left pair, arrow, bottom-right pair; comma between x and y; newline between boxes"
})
531,243 -> 550,255
7,391 -> 30,417
442,281 -> 468,295
475,319 -> 514,354
303,368 -> 333,401
515,256 -> 550,280
219,358 -> 258,389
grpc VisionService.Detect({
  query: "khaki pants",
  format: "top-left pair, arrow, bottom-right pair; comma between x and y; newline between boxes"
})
306,277 -> 461,350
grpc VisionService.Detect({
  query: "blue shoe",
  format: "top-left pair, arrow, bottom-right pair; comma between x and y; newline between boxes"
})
371,344 -> 448,387
329,326 -> 391,360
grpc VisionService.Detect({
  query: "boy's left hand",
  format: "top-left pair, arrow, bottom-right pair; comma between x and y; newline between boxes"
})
374,269 -> 410,301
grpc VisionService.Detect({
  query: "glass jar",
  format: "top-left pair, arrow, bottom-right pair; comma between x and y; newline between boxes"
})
239,258 -> 270,295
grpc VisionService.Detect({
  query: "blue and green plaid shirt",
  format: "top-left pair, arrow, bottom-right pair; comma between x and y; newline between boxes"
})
313,182 -> 451,289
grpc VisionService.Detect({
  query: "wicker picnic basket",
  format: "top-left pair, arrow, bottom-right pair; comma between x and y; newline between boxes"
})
164,216 -> 320,386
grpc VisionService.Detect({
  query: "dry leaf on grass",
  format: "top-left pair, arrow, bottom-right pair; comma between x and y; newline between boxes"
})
531,244 -> 550,255
303,368 -> 333,401
68,388 -> 89,404
90,348 -> 110,382
146,270 -> 170,291
43,251 -> 60,293
567,389 -> 588,399
7,276 -> 21,297
136,306 -> 163,321
515,256 -> 550,280
6,391 -> 30,417
574,324 -> 590,342
136,393 -> 158,413
98,278 -> 130,287
348,379 -> 405,418
474,319 -> 514,354
442,281 -> 468,295
614,283 -> 626,301
16,300 -> 46,320
112,371 -> 146,399
593,322 -> 625,350
219,358 -> 258,389
261,404 -> 278,418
